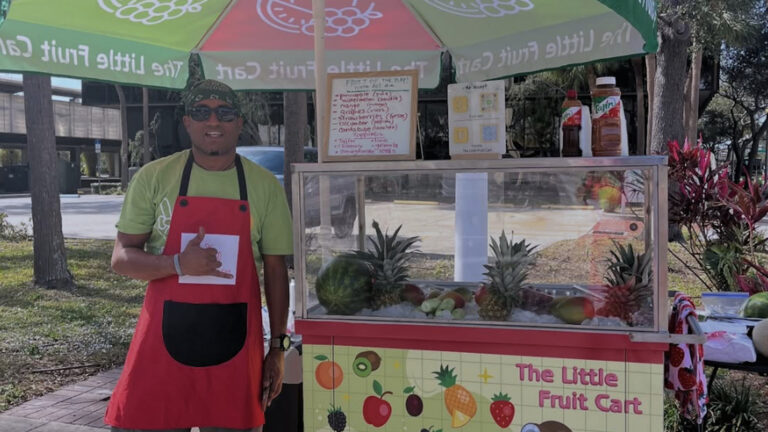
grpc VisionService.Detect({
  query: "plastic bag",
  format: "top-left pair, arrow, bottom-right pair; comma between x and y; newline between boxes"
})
704,331 -> 757,363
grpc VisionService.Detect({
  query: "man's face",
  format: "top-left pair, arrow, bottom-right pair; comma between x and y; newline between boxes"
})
183,99 -> 243,157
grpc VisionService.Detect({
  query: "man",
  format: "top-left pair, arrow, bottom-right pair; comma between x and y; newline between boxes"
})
105,80 -> 292,432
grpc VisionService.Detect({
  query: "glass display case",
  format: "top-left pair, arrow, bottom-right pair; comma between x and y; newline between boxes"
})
292,156 -> 668,333
293,157 -> 677,432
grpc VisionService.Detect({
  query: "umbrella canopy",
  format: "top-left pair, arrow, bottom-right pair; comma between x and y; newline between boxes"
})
0,0 -> 657,90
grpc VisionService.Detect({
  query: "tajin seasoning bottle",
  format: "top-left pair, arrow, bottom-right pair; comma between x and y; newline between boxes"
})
590,77 -> 622,157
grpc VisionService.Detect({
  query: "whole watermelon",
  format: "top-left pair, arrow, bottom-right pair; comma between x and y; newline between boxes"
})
742,292 -> 768,319
315,256 -> 372,315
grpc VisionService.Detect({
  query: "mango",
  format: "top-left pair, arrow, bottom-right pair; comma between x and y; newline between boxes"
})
598,185 -> 621,212
451,287 -> 474,302
550,296 -> 596,325
439,291 -> 466,308
399,283 -> 425,306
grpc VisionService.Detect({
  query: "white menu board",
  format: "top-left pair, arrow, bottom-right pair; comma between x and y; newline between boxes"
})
448,80 -> 506,158
323,70 -> 418,161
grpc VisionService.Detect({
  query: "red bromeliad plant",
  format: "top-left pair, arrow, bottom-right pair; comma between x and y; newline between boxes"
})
667,137 -> 768,292
722,175 -> 768,238
668,138 -> 732,292
668,138 -> 733,237
736,272 -> 768,295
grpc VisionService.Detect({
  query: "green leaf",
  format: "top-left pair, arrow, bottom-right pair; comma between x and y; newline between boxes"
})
373,379 -> 383,396
403,386 -> 414,394
314,354 -> 328,361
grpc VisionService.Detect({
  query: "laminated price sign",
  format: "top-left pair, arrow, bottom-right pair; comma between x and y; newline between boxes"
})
448,80 -> 506,159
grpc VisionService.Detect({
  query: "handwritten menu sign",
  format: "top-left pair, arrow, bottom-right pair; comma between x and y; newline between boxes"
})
323,70 -> 417,161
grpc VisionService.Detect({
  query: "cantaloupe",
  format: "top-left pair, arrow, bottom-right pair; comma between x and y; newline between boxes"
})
752,319 -> 768,357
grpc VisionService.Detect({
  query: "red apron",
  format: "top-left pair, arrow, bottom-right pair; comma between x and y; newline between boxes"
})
105,154 -> 265,429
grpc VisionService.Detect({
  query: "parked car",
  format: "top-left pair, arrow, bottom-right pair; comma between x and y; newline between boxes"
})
236,146 -> 356,237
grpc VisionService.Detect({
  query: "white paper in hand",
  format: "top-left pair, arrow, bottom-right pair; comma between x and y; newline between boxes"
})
178,233 -> 239,285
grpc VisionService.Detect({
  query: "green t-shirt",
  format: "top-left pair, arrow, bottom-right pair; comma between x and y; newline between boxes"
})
117,150 -> 293,264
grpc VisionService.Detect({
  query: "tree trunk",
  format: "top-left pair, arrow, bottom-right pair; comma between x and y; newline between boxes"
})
585,64 -> 597,91
283,91 -> 307,212
115,85 -> 129,189
729,107 -> 742,181
22,74 -> 74,291
746,116 -> 768,177
685,47 -> 703,145
735,139 -> 750,181
652,5 -> 692,243
142,87 -> 151,165
650,14 -> 691,154
683,57 -> 692,141
645,54 -> 657,154
631,57 -> 646,155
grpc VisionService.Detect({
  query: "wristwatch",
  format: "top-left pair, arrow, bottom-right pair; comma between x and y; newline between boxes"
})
270,334 -> 291,351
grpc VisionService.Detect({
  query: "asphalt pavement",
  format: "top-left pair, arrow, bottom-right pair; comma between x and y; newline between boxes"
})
0,194 -> 603,248
0,194 -> 124,240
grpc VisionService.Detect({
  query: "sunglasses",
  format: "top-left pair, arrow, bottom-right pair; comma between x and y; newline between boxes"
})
187,105 -> 239,122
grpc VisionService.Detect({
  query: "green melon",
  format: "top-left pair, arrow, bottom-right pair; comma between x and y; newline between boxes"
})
315,256 -> 372,315
741,292 -> 768,319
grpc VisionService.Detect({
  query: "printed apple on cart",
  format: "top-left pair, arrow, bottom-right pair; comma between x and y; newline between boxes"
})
363,380 -> 393,427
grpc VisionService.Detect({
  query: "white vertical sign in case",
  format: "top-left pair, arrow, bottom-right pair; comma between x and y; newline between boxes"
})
448,80 -> 506,157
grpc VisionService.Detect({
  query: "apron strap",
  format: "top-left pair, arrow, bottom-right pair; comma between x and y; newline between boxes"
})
179,152 -> 195,198
234,154 -> 248,202
178,152 -> 248,202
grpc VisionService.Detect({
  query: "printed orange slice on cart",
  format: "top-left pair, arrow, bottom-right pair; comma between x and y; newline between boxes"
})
314,354 -> 343,390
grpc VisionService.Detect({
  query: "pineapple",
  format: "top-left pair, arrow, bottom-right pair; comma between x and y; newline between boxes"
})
344,220 -> 420,310
596,241 -> 653,326
433,364 -> 477,428
478,231 -> 537,321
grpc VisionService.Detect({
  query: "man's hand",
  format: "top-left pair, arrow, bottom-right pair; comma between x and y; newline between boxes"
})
178,226 -> 233,278
261,254 -> 289,409
261,349 -> 285,410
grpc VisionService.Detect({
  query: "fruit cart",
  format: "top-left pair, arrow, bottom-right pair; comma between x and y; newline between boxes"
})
293,156 -> 686,432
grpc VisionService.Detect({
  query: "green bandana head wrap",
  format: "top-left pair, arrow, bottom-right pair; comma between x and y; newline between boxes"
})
184,79 -> 241,113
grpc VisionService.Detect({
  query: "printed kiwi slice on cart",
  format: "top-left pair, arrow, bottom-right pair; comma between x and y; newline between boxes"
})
353,351 -> 382,377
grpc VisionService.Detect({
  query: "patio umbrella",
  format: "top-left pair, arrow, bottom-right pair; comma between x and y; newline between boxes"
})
0,0 -> 657,91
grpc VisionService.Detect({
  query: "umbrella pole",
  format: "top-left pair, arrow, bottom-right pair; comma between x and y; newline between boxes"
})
312,0 -> 333,264
312,0 -> 326,157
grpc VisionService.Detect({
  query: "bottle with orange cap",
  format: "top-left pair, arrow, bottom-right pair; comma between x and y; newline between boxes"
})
560,89 -> 582,157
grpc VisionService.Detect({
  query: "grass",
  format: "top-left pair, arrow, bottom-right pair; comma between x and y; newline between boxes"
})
0,238 -> 144,412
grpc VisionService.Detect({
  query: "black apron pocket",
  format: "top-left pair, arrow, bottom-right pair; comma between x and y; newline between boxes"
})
162,300 -> 247,367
